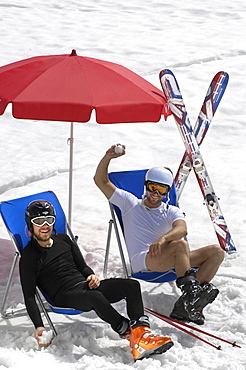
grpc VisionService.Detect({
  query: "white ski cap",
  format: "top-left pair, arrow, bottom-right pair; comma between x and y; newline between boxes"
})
145,167 -> 173,187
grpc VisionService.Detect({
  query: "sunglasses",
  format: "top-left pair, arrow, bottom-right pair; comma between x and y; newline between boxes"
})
146,181 -> 170,196
31,216 -> 56,227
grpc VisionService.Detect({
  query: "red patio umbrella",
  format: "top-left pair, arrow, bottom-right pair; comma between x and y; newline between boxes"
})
0,50 -> 171,223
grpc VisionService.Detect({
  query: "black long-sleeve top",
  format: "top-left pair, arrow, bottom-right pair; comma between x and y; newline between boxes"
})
19,233 -> 94,328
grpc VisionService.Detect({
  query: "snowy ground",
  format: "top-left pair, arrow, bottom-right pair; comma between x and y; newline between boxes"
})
0,0 -> 246,369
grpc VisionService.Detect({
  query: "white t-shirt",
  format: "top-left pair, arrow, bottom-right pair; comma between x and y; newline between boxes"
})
109,188 -> 185,267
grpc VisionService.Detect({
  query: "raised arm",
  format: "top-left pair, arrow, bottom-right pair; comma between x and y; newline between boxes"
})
94,144 -> 125,199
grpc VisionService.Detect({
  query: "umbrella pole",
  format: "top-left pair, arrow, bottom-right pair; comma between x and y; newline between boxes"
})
68,122 -> 74,226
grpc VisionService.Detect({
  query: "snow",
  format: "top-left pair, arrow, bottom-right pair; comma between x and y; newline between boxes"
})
38,330 -> 53,345
0,0 -> 245,369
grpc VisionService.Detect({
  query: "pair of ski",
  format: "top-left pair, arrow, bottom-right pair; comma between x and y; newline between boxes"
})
144,307 -> 241,350
159,70 -> 236,252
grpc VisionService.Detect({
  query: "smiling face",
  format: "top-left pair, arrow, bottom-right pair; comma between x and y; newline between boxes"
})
32,222 -> 53,246
144,189 -> 166,208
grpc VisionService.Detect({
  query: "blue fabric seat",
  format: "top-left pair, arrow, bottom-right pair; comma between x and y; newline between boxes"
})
0,190 -> 83,336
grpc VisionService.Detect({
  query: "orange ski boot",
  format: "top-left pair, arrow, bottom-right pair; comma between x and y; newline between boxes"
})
128,325 -> 173,361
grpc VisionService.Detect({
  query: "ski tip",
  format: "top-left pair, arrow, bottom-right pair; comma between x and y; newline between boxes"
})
216,71 -> 229,77
159,69 -> 172,79
213,71 -> 229,85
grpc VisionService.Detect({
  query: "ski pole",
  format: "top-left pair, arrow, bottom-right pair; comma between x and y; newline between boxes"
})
145,307 -> 241,349
145,307 -> 221,350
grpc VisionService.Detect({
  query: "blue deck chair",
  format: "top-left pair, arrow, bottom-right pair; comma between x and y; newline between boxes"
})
0,190 -> 82,336
104,169 -> 178,283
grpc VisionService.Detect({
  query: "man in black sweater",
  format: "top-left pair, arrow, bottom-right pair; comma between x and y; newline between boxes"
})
19,199 -> 173,361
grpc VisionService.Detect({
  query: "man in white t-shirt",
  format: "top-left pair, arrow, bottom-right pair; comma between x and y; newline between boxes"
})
94,144 -> 224,325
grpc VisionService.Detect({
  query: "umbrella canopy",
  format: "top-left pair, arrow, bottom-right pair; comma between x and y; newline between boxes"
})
0,49 -> 170,123
0,50 -> 171,224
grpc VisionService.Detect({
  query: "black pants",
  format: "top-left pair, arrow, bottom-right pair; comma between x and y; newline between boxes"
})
55,278 -> 144,332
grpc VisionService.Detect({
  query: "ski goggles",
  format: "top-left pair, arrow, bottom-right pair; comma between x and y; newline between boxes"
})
31,216 -> 56,227
145,181 -> 170,196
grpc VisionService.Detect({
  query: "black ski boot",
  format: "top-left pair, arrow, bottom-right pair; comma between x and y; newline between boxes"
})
170,269 -> 208,325
170,295 -> 205,325
171,271 -> 220,325
200,281 -> 219,304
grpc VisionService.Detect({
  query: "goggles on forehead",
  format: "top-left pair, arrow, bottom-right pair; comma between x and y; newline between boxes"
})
31,216 -> 56,227
145,181 -> 170,196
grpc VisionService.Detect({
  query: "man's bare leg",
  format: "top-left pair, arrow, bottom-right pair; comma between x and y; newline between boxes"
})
190,244 -> 224,283
145,239 -> 191,276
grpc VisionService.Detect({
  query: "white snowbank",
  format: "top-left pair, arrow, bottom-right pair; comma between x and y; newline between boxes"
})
0,0 -> 245,369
